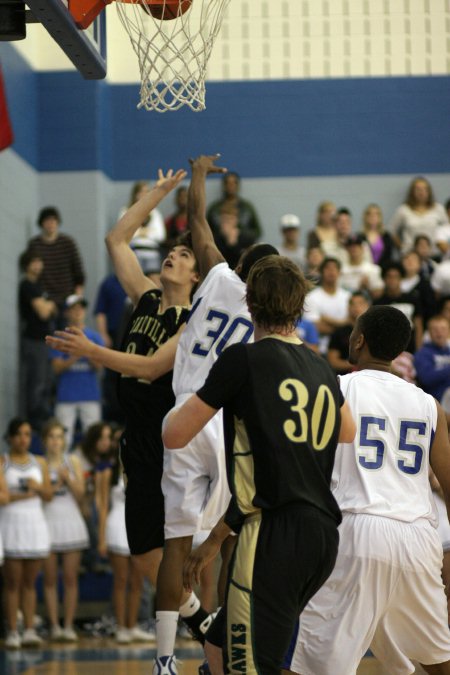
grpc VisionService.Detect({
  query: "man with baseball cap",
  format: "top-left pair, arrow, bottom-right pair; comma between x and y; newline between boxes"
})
278,213 -> 305,270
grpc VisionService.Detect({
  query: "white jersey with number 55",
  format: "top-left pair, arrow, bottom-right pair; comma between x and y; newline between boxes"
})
333,369 -> 438,526
173,263 -> 254,398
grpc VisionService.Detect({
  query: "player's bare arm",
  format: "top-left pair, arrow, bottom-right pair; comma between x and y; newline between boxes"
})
338,400 -> 357,443
106,168 -> 187,305
188,154 -> 227,280
183,515 -> 232,591
429,400 -> 450,522
46,324 -> 184,382
163,394 -> 217,450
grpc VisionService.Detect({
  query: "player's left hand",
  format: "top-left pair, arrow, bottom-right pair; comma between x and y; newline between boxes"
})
45,327 -> 95,358
183,538 -> 221,591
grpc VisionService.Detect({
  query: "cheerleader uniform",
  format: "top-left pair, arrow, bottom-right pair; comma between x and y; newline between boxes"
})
44,456 -> 89,552
106,476 -> 129,556
0,454 -> 50,558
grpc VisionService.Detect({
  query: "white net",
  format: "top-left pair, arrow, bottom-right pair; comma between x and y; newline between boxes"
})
116,0 -> 230,112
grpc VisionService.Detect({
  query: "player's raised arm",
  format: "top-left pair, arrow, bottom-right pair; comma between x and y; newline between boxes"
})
429,400 -> 450,522
188,154 -> 228,280
106,168 -> 187,305
46,325 -> 183,382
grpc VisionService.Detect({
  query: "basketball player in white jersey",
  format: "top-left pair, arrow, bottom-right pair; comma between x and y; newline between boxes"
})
153,155 -> 278,674
286,305 -> 450,675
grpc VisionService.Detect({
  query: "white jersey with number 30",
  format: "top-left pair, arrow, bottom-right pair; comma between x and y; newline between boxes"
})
333,369 -> 438,526
172,263 -> 254,399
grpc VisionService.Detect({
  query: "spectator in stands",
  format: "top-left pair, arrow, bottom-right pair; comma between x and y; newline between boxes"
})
339,234 -> 384,296
165,186 -> 188,245
431,260 -> 450,298
119,181 -> 166,275
304,246 -> 324,285
207,171 -> 262,246
390,176 -> 448,254
327,291 -> 371,375
42,419 -> 88,643
325,207 -> 352,265
213,204 -> 243,269
401,250 -> 436,323
96,443 -> 153,644
414,234 -> 438,281
50,295 -> 104,449
27,207 -> 85,320
94,273 -> 127,422
361,203 -> 396,267
307,200 -> 336,251
0,418 -> 51,649
18,250 -> 57,432
278,214 -> 305,269
373,262 -> 423,352
302,257 -> 351,355
414,315 -> 450,411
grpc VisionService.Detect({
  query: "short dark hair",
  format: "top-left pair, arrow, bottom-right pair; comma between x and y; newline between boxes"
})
223,171 -> 240,184
414,234 -> 431,247
246,255 -> 311,331
381,261 -> 405,279
350,290 -> 371,304
38,206 -> 61,228
319,257 -> 341,273
4,417 -> 30,441
237,243 -> 279,282
357,306 -> 411,361
18,249 -> 41,272
336,207 -> 352,217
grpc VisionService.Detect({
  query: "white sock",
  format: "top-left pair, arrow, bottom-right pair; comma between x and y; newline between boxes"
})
156,611 -> 179,658
179,591 -> 200,618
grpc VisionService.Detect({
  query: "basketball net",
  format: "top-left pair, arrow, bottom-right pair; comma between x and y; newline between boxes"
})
116,0 -> 230,112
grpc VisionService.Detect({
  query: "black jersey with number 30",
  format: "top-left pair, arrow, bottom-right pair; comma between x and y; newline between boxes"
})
197,337 -> 343,528
118,289 -> 189,428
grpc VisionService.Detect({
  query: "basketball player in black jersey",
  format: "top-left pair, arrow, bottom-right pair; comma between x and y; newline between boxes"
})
163,255 -> 356,675
47,169 -> 213,637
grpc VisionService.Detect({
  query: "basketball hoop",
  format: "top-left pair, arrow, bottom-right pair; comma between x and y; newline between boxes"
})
115,0 -> 230,112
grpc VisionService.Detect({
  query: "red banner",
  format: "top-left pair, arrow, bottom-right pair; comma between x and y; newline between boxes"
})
0,64 -> 14,151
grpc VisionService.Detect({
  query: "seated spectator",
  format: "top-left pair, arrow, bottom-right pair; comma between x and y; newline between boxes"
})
322,207 -> 352,265
119,181 -> 166,275
389,176 -> 448,254
164,186 -> 188,245
278,214 -> 305,269
414,315 -> 450,411
361,203 -> 396,267
431,260 -> 450,298
207,171 -> 262,247
327,291 -> 371,375
373,262 -> 423,352
296,317 -> 319,353
414,234 -> 438,281
49,296 -> 104,449
18,250 -> 57,432
307,200 -> 336,250
302,257 -> 351,355
401,250 -> 436,323
304,246 -> 324,286
339,234 -> 384,297
27,206 -> 85,320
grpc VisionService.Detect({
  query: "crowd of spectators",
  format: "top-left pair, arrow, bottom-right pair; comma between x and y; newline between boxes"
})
4,172 -> 450,647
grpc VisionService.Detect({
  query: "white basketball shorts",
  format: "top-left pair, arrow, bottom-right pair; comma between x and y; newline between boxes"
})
162,402 -> 231,540
289,512 -> 450,675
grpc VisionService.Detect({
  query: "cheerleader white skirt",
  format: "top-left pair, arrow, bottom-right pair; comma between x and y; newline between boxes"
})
45,498 -> 89,553
0,503 -> 50,559
106,503 -> 130,556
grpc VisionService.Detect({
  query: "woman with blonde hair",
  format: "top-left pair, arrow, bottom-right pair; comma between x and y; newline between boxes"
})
307,201 -> 337,252
42,419 -> 89,642
361,203 -> 396,267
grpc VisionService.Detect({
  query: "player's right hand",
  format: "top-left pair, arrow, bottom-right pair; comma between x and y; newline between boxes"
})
189,154 -> 227,175
45,327 -> 94,358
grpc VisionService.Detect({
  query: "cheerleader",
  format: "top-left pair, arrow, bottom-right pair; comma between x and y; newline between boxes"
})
0,418 -> 52,649
42,419 -> 89,641
96,449 -> 153,644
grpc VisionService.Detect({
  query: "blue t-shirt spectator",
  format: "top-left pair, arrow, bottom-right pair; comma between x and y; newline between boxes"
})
50,328 -> 104,402
94,274 -> 127,342
296,318 -> 319,348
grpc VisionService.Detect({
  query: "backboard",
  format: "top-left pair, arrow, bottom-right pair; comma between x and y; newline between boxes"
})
6,0 -> 107,79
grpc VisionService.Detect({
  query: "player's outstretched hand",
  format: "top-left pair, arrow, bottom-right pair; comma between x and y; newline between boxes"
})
156,168 -> 187,193
45,327 -> 94,358
189,153 -> 227,175
183,538 -> 221,592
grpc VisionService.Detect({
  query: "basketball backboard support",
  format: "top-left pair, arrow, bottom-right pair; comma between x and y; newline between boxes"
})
25,0 -> 106,79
